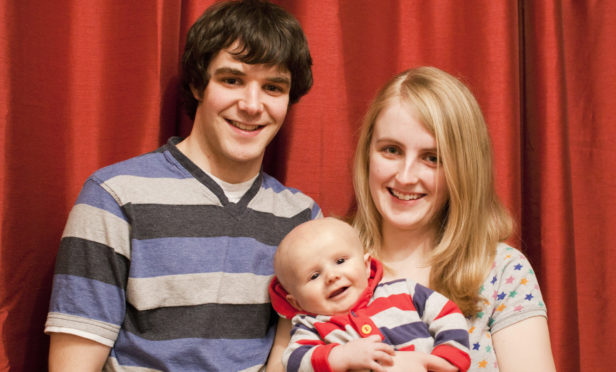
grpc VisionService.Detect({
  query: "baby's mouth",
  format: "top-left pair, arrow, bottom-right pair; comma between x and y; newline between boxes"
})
328,286 -> 348,299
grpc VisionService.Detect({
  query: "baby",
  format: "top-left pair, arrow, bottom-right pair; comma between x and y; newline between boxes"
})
270,218 -> 470,372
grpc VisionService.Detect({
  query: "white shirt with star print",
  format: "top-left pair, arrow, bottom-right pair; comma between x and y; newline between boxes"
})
466,243 -> 547,371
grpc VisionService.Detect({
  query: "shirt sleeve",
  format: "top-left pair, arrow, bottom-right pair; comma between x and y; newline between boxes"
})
283,315 -> 336,372
45,177 -> 130,346
412,281 -> 471,371
487,245 -> 547,334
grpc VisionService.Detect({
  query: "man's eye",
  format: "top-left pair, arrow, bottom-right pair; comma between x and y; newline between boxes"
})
222,77 -> 240,85
264,84 -> 282,92
310,273 -> 319,280
336,258 -> 345,264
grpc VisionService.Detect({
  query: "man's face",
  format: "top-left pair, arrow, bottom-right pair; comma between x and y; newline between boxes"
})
191,45 -> 291,182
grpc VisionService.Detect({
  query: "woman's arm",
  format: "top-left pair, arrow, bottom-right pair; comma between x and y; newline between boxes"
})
48,333 -> 110,372
265,317 -> 292,372
386,351 -> 457,372
492,316 -> 556,372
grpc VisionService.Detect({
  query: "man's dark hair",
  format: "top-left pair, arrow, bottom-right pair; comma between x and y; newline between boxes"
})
180,0 -> 313,120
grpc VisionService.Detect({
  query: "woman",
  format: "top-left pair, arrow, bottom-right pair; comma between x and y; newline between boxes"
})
352,66 -> 556,371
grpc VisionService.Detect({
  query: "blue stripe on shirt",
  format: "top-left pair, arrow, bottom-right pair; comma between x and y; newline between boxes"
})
130,236 -> 275,277
111,325 -> 275,371
49,274 -> 125,325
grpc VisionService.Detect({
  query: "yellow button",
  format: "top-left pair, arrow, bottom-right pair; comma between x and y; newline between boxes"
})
361,324 -> 372,334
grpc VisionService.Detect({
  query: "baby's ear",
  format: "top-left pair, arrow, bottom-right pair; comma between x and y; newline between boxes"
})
286,294 -> 303,311
364,253 -> 371,275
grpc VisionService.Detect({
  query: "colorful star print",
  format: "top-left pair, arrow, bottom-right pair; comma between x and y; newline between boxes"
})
466,244 -> 547,371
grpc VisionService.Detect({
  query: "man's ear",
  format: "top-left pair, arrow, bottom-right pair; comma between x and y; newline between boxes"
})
190,84 -> 202,101
286,294 -> 303,311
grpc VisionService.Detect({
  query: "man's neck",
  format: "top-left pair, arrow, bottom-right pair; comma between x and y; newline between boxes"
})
176,135 -> 261,184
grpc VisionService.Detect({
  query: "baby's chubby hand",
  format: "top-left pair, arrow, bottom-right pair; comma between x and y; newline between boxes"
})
328,335 -> 395,372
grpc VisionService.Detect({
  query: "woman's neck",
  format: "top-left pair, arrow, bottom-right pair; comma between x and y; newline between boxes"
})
379,224 -> 437,286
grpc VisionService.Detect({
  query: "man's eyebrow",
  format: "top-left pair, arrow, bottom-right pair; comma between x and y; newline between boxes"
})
267,76 -> 291,86
212,67 -> 245,76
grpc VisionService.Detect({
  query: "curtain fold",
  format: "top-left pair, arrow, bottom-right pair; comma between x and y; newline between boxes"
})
521,1 -> 581,369
1,1 -> 614,370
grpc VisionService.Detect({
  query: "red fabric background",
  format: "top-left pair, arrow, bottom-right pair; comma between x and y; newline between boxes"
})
1,1 -> 614,370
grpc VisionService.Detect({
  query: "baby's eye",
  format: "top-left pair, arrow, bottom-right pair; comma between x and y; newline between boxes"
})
336,258 -> 346,265
309,272 -> 320,280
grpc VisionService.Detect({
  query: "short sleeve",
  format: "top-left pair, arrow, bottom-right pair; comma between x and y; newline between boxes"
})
485,244 -> 547,334
45,177 -> 129,345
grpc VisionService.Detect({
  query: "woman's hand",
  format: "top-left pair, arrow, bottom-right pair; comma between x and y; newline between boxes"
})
385,351 -> 457,372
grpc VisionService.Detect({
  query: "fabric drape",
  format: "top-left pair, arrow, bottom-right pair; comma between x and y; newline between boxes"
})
1,1 -> 613,371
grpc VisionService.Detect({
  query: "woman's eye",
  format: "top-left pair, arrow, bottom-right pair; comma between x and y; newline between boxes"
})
336,258 -> 346,264
310,273 -> 320,280
425,153 -> 439,164
382,145 -> 399,155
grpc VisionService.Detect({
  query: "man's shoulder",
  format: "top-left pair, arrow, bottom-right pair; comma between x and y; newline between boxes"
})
89,143 -> 180,183
256,173 -> 322,219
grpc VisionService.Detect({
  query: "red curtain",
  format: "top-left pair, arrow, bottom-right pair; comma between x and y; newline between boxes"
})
1,1 -> 614,370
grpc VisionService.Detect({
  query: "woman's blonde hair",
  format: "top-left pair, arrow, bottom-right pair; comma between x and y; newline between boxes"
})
352,66 -> 513,317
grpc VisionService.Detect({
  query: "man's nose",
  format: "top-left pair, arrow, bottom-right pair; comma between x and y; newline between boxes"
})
237,84 -> 263,115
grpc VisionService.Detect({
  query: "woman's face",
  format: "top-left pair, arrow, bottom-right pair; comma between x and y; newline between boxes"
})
368,100 -> 449,236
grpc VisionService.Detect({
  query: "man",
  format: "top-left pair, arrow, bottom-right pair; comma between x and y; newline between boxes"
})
45,1 -> 320,370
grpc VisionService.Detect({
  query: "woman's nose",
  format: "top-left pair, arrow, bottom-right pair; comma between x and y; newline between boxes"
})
395,159 -> 419,184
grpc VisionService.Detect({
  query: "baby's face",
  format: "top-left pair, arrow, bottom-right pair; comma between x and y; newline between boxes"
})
284,226 -> 371,316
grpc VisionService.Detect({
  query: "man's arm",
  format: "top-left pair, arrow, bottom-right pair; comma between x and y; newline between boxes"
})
492,316 -> 556,372
48,333 -> 110,372
266,317 -> 292,372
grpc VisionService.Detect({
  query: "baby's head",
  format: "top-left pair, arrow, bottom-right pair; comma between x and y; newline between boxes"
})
274,217 -> 371,316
